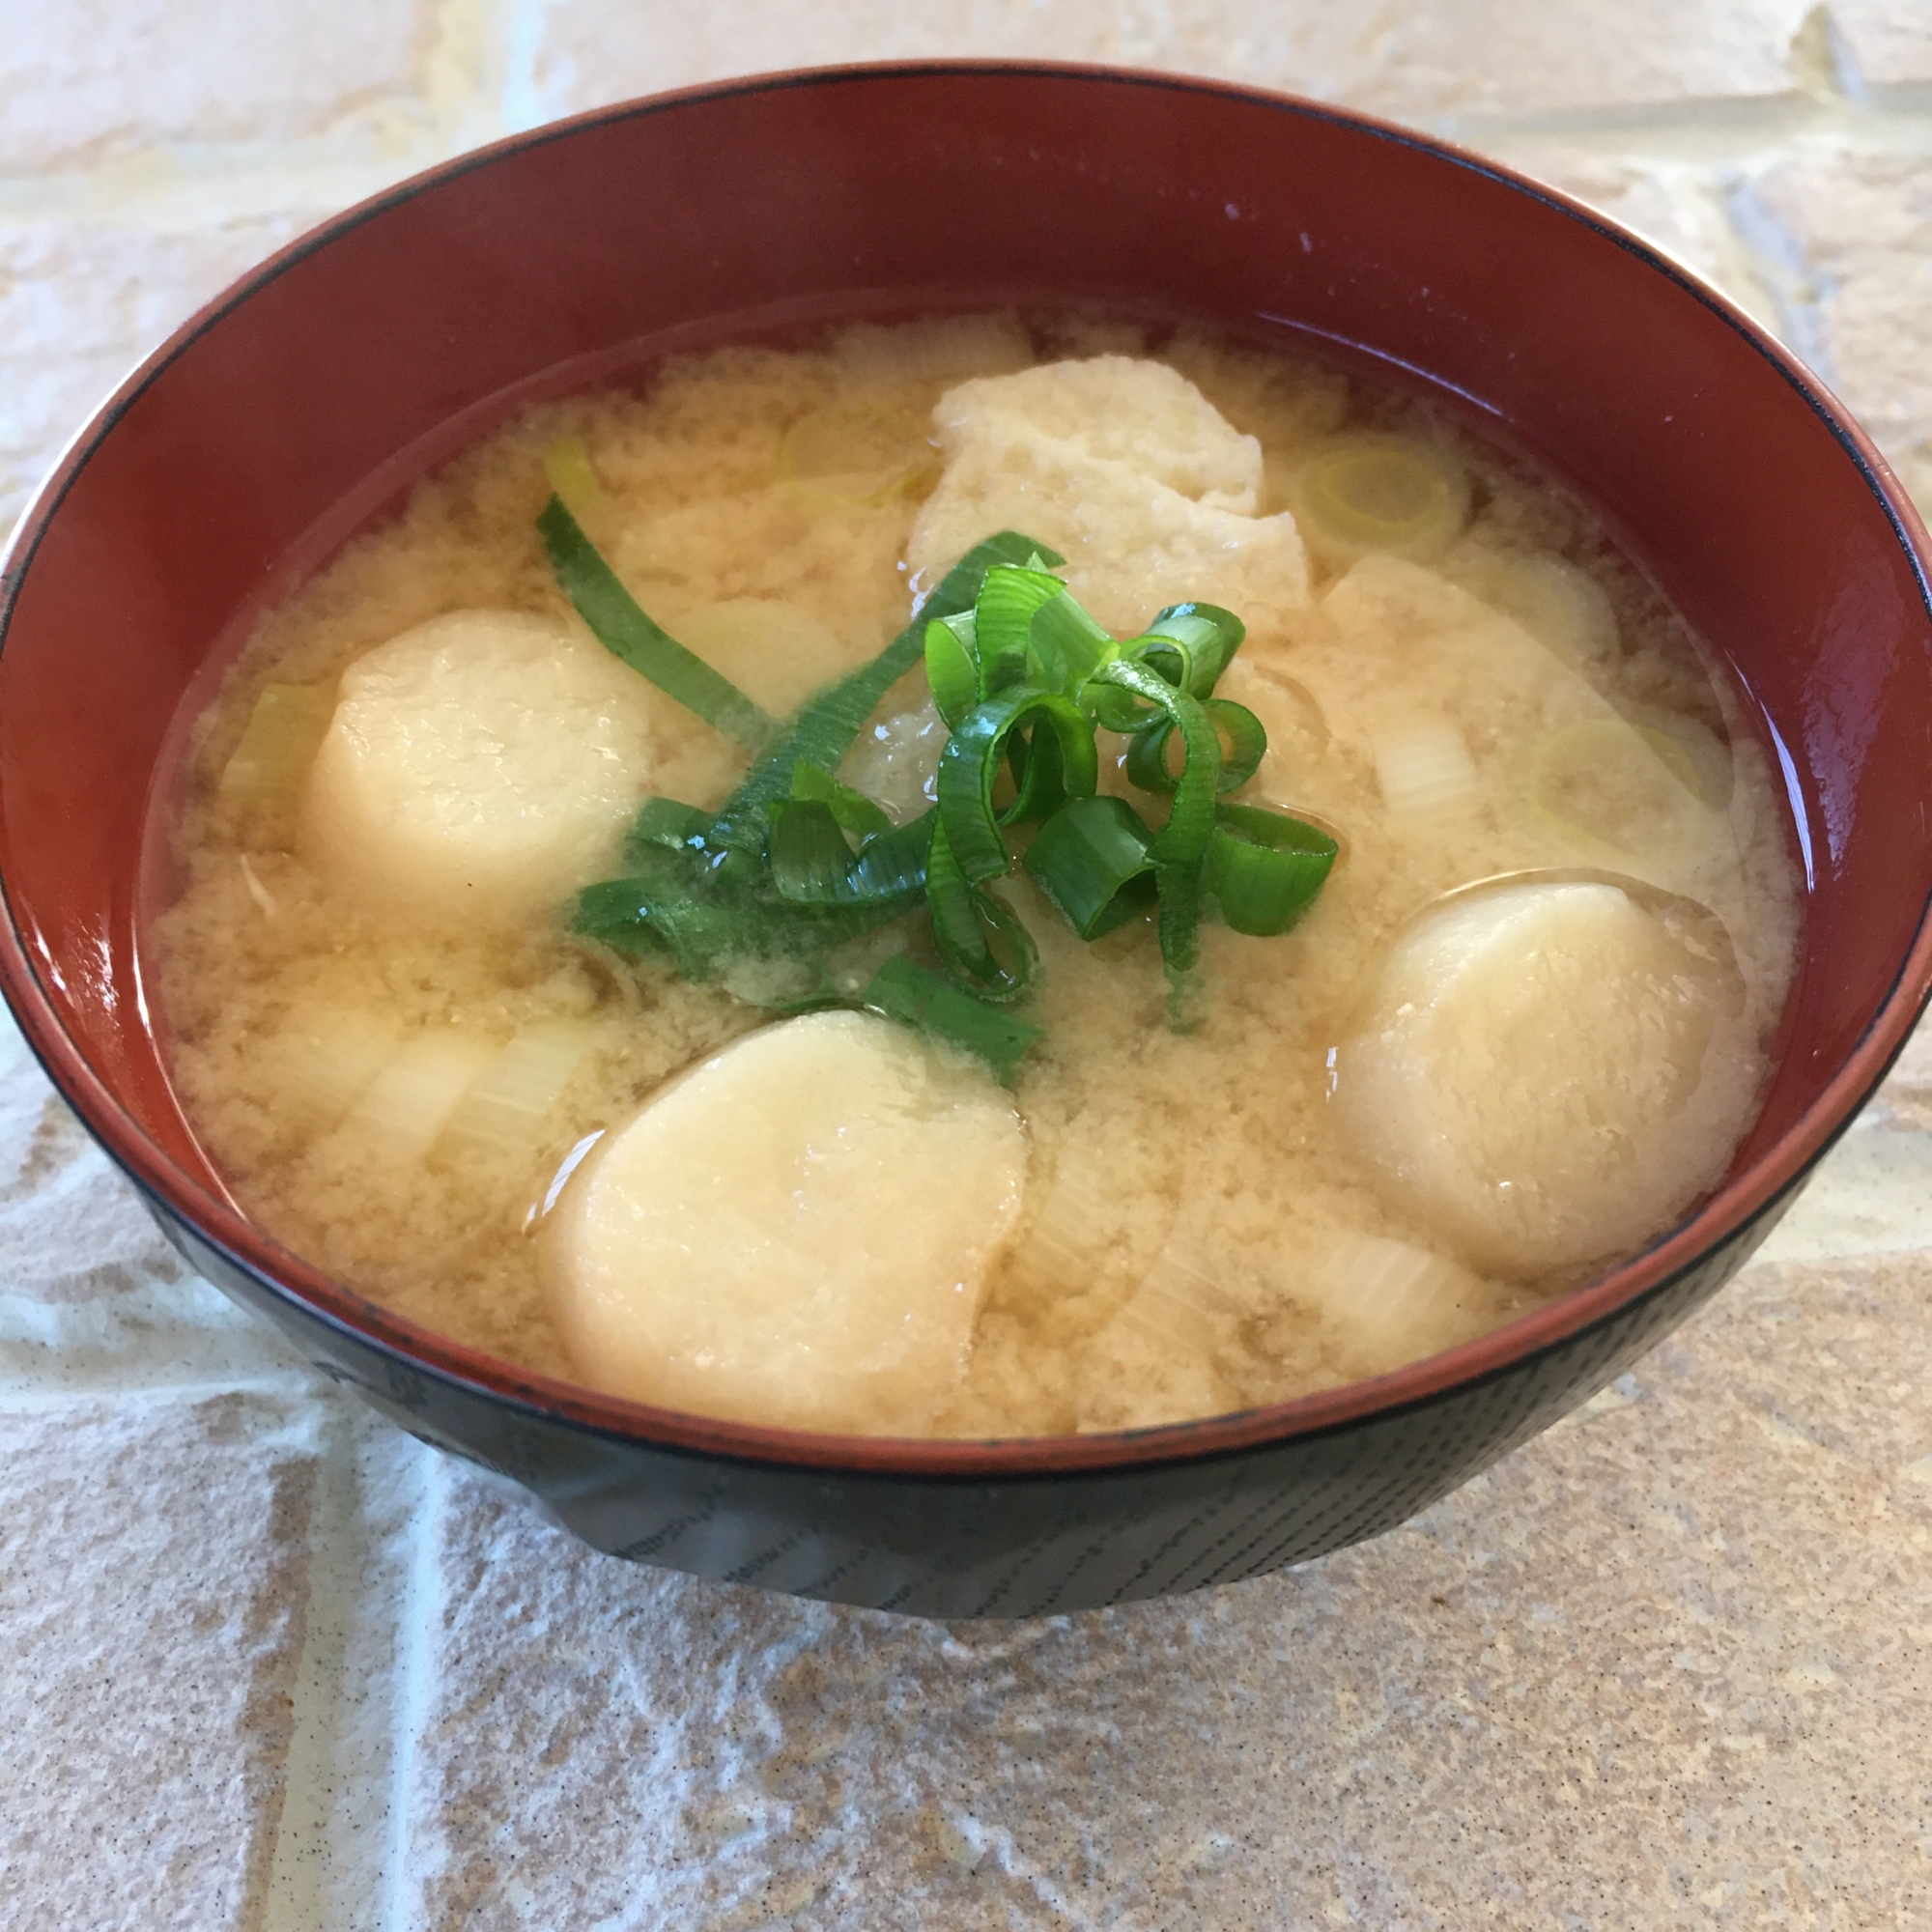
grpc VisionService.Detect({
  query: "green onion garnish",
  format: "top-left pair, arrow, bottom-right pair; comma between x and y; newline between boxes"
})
1126,697 -> 1267,796
1022,794 -> 1158,940
630,796 -> 715,854
924,820 -> 1037,1002
936,685 -> 1099,885
973,563 -> 1072,696
550,488 -> 1342,1069
862,955 -> 1041,1081
1088,656 -> 1223,988
787,759 -> 894,840
1207,805 -> 1339,935
698,530 -> 1063,872
923,613 -> 980,729
538,495 -> 776,751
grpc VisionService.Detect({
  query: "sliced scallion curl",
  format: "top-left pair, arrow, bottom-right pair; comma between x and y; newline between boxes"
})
1209,698 -> 1269,792
1122,630 -> 1197,696
1124,718 -> 1180,794
862,954 -> 1041,1081
940,886 -> 1039,1003
700,530 -> 1064,870
976,565 -> 1071,690
924,817 -> 983,967
849,808 -> 937,900
1022,794 -> 1158,940
924,613 -> 980,729
1094,663 -> 1223,866
767,798 -> 934,908
924,821 -> 1037,1002
1143,602 -> 1246,696
1207,804 -> 1339,935
1087,657 -> 1224,987
937,686 -> 1100,885
1003,719 -> 1078,825
768,799 -> 863,904
1028,589 -> 1115,696
788,760 -> 893,839
539,495 -> 776,751
1085,679 -> 1159,733
630,797 -> 715,854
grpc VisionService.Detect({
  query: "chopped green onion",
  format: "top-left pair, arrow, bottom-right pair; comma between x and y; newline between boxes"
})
849,808 -> 938,900
1206,804 -> 1338,935
780,399 -> 937,506
1027,590 -> 1115,696
862,955 -> 1041,1081
1124,719 -> 1179,794
924,821 -> 1037,1002
539,496 -> 776,751
974,564 -> 1070,696
575,861 -> 907,980
1088,657 -> 1223,988
561,517 -> 1339,1042
1144,602 -> 1245,695
768,799 -> 864,904
1209,699 -> 1268,791
767,796 -> 933,909
216,681 -> 336,837
1293,437 -> 1469,568
1122,632 -> 1197,696
1129,698 -> 1267,795
700,530 -> 1063,868
630,797 -> 715,854
1023,795 -> 1158,940
936,686 -> 1099,884
923,613 -> 980,729
788,760 -> 893,840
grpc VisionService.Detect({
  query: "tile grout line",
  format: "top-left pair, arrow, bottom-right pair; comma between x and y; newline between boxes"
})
261,1398 -> 367,1932
380,1447 -> 446,1932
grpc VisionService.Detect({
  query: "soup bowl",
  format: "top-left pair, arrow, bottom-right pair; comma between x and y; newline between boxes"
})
3,64 -> 1929,1618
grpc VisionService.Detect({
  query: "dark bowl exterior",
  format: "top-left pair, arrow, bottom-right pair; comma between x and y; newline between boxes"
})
3,65 -> 1930,1617
158,1201 -> 1782,1615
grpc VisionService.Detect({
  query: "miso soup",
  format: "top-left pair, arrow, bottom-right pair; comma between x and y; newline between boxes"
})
148,315 -> 1801,1437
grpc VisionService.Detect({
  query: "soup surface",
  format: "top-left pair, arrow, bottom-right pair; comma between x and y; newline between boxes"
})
150,314 -> 1801,1436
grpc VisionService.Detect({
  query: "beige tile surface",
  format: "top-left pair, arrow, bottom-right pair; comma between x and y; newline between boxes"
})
0,1 -> 437,169
0,1391 -> 323,1931
396,1256 -> 1932,1931
520,0 -> 1819,125
1744,152 -> 1932,511
4,4 -> 1932,1927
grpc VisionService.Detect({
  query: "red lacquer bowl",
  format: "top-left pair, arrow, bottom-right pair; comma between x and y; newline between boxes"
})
3,65 -> 1928,1616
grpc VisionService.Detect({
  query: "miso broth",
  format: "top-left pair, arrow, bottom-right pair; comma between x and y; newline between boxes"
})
149,315 -> 1801,1437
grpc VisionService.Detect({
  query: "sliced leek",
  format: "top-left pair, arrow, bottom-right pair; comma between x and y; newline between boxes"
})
780,399 -> 938,506
217,682 -> 336,838
1293,436 -> 1469,571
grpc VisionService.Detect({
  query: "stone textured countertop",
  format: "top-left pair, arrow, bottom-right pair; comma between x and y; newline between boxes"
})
4,5 -> 1931,1928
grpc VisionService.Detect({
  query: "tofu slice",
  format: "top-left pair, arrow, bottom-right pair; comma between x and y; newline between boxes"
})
1330,880 -> 1757,1274
906,355 -> 1309,636
541,1010 -> 1028,1435
298,611 -> 665,925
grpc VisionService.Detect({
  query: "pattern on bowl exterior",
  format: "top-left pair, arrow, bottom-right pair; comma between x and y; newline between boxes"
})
2,64 -> 1928,1617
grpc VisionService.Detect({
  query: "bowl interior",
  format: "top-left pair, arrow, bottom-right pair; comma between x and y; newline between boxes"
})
4,65 -> 1929,1454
